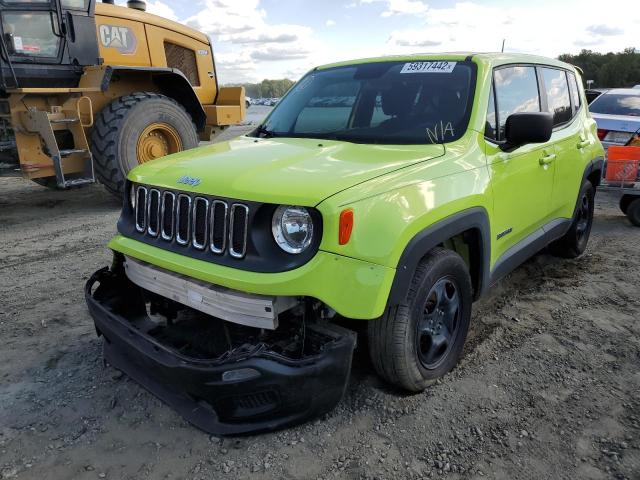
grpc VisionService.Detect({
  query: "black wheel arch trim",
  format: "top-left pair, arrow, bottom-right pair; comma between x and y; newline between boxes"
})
387,207 -> 491,306
583,155 -> 604,187
100,66 -> 206,130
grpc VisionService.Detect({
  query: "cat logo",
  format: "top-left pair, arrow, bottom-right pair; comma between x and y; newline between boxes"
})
99,24 -> 137,55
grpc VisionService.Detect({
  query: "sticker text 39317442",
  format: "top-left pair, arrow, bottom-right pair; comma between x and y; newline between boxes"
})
400,61 -> 457,74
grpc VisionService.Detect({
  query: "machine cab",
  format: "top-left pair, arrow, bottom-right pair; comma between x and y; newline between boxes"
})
0,0 -> 99,90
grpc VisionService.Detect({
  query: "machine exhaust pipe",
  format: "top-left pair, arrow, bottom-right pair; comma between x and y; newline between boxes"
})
127,1 -> 147,11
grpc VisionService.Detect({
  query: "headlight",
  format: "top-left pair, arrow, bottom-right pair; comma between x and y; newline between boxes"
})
272,205 -> 314,254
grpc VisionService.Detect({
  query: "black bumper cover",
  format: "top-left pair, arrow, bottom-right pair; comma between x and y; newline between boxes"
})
85,268 -> 357,436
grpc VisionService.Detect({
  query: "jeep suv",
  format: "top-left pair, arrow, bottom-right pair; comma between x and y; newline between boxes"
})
86,53 -> 604,435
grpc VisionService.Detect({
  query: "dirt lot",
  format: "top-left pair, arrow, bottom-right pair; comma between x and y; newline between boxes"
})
1,138 -> 639,479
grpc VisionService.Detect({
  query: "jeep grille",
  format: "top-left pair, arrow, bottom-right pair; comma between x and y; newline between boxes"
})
133,185 -> 249,259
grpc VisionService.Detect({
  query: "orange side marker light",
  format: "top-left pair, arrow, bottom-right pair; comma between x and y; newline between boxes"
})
339,209 -> 354,245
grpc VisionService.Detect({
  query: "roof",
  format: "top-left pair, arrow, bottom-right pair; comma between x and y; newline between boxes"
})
95,3 -> 209,45
600,88 -> 640,95
316,52 -> 575,72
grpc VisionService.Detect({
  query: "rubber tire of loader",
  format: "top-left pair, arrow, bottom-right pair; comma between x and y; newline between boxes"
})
626,198 -> 640,227
368,247 -> 473,393
91,92 -> 199,197
549,180 -> 595,258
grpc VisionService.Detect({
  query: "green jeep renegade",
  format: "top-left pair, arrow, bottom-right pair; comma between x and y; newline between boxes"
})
86,53 -> 605,435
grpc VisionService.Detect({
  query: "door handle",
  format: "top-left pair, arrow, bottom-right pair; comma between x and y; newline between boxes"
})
577,139 -> 590,149
539,154 -> 556,166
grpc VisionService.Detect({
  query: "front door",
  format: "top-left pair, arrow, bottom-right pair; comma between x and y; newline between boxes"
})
484,65 -> 556,262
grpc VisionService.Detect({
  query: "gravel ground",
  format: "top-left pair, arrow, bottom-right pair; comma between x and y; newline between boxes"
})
0,124 -> 639,479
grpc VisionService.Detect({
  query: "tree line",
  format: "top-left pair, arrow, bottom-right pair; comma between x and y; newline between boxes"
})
558,48 -> 640,88
228,79 -> 295,99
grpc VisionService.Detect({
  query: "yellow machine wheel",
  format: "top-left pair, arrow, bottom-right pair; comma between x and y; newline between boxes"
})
91,93 -> 198,197
136,123 -> 183,164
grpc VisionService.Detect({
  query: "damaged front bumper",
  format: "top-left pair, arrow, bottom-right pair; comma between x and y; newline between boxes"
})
85,267 -> 357,436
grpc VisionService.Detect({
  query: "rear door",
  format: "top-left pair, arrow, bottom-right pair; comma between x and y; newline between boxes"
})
485,65 -> 556,259
540,67 -> 588,219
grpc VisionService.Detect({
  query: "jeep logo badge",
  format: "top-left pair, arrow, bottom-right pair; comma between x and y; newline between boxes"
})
177,176 -> 201,187
99,25 -> 137,55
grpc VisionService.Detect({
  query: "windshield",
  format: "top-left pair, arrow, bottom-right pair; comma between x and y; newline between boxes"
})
2,11 -> 60,57
256,60 -> 476,144
590,92 -> 640,117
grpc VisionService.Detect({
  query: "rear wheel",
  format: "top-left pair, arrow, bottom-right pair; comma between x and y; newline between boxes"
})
368,248 -> 472,392
549,180 -> 595,258
91,93 -> 198,197
626,198 -> 640,227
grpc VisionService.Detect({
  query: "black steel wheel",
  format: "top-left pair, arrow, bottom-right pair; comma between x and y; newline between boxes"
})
368,247 -> 472,392
416,277 -> 462,369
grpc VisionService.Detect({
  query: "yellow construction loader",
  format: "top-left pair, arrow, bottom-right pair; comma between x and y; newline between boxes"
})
0,0 -> 245,196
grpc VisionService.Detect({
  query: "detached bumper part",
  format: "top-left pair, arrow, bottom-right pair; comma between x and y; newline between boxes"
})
85,268 -> 357,436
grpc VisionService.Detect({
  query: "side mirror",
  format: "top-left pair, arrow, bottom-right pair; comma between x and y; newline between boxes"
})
501,112 -> 553,152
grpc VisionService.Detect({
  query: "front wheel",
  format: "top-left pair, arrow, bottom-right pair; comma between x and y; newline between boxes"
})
368,248 -> 473,392
549,180 -> 595,258
91,93 -> 199,197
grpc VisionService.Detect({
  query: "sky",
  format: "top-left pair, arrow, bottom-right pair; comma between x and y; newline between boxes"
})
123,0 -> 640,84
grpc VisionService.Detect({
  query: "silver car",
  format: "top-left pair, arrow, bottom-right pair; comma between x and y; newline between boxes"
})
589,88 -> 640,151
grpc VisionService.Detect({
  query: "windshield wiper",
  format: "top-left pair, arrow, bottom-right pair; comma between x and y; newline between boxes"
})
254,125 -> 279,138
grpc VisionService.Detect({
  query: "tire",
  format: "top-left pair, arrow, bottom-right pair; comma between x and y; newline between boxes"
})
91,92 -> 198,197
626,198 -> 640,227
619,195 -> 633,215
368,247 -> 473,392
549,180 -> 595,258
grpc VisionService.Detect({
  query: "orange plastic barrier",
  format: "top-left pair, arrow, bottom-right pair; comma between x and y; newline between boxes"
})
606,146 -> 640,183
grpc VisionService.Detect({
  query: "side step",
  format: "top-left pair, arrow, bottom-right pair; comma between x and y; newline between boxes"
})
21,99 -> 95,189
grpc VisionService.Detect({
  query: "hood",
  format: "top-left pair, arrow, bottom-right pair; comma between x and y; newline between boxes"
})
591,112 -> 640,133
128,136 -> 445,205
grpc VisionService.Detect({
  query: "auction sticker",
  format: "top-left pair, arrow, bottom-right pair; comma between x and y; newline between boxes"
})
13,36 -> 23,52
400,61 -> 456,74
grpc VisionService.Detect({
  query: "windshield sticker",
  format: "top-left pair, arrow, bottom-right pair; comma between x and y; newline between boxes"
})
12,36 -> 23,52
426,121 -> 455,143
400,61 -> 457,74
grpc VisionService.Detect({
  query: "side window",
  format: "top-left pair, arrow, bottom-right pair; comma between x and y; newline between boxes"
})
567,71 -> 581,114
494,66 -> 540,141
485,84 -> 497,140
541,67 -> 572,126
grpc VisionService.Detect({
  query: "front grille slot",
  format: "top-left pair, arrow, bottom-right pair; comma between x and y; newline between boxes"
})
210,200 -> 228,254
176,194 -> 192,245
131,185 -> 250,259
135,186 -> 148,232
147,189 -> 161,236
229,204 -> 249,259
161,191 -> 175,241
192,197 -> 209,250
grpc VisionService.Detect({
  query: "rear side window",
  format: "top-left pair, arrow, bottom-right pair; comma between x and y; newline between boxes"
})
541,68 -> 572,125
494,66 -> 540,141
568,72 -> 581,113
